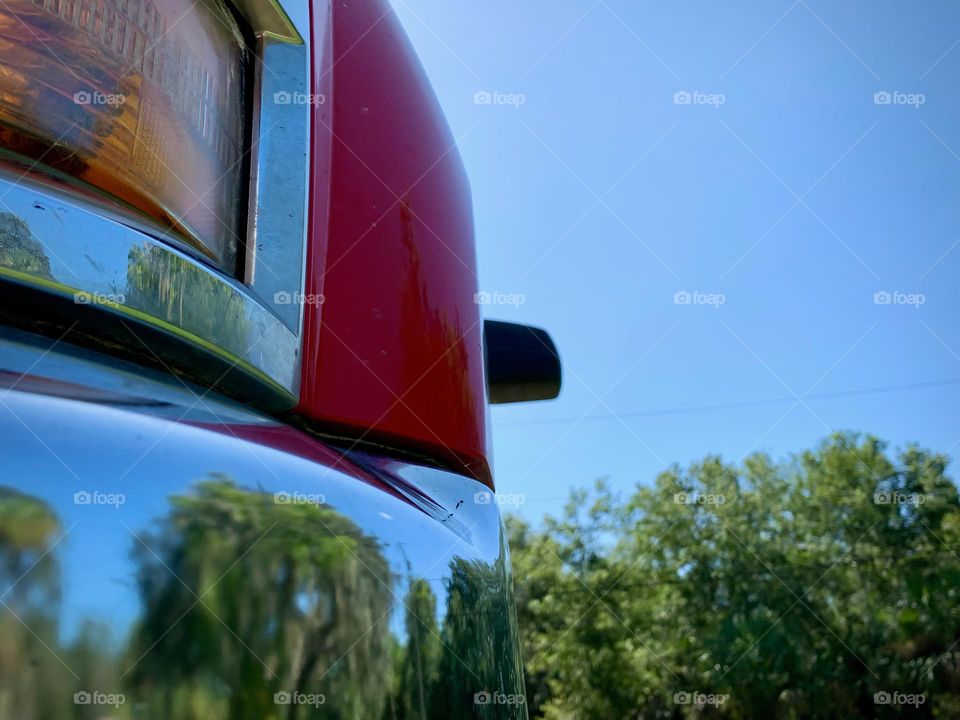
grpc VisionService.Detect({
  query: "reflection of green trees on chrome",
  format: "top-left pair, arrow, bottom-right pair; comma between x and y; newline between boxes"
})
0,488 -> 63,718
381,556 -> 526,720
425,557 -> 525,720
0,478 -> 523,718
384,579 -> 441,720
126,243 -> 249,351
0,489 -> 123,719
0,212 -> 53,279
129,478 -> 394,719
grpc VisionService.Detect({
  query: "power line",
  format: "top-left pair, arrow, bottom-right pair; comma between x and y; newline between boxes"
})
495,377 -> 960,427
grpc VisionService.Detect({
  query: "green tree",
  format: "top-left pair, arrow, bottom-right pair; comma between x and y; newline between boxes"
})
130,477 -> 394,719
126,243 -> 248,351
511,433 -> 960,719
0,487 -> 79,719
0,212 -> 52,279
383,579 -> 441,720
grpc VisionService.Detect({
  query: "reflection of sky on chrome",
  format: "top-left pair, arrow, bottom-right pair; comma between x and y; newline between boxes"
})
4,387 -> 489,645
398,1 -> 960,522
0,180 -> 134,291
0,175 -> 230,298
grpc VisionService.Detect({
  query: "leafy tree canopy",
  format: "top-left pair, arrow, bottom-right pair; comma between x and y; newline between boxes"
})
509,432 -> 960,719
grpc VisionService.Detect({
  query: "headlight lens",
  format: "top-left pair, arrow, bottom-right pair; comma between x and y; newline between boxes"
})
0,0 -> 250,272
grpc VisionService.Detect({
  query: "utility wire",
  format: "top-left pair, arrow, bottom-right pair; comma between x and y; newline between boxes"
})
495,377 -> 960,427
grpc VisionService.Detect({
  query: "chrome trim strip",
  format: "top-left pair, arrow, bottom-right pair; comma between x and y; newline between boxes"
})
231,0 -> 309,43
243,38 -> 311,332
0,0 -> 315,408
0,326 -> 277,425
0,170 -> 300,402
280,1 -> 311,43
0,348 -> 527,718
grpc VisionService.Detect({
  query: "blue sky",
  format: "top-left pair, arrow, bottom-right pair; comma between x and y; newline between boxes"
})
393,0 -> 960,522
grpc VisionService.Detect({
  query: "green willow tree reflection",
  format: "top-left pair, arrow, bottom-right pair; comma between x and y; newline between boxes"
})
383,579 -> 441,720
0,478 -> 525,719
510,433 -> 960,719
126,244 -> 248,351
0,212 -> 53,279
381,552 -> 526,720
0,488 -> 121,719
0,487 -> 64,718
130,477 -> 394,719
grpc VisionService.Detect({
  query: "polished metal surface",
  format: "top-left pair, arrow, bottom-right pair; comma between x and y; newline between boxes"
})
272,0 -> 311,41
231,0 -> 308,43
0,331 -> 528,719
0,169 -> 301,402
243,37 -> 311,332
0,0 -> 315,401
240,0 -> 313,333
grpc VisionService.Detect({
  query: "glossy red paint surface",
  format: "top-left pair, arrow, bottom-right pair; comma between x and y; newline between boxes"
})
187,421 -> 418,507
297,0 -> 491,486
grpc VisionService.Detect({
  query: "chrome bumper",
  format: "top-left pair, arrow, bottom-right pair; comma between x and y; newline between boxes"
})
0,329 -> 527,719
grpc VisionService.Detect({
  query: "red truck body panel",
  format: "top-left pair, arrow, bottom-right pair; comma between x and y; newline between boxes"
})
298,0 -> 491,485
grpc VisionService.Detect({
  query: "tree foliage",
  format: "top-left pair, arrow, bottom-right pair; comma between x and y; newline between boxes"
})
131,477 -> 394,719
509,433 -> 960,719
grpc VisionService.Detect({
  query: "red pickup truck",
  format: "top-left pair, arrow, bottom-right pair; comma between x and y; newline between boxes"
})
0,0 -> 559,717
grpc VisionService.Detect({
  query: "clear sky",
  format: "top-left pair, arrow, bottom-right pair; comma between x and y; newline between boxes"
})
392,0 -> 960,522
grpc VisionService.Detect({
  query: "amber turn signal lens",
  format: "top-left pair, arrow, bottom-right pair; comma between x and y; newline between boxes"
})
0,0 -> 250,271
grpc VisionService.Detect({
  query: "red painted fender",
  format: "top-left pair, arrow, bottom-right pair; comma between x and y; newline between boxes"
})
297,0 -> 491,485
